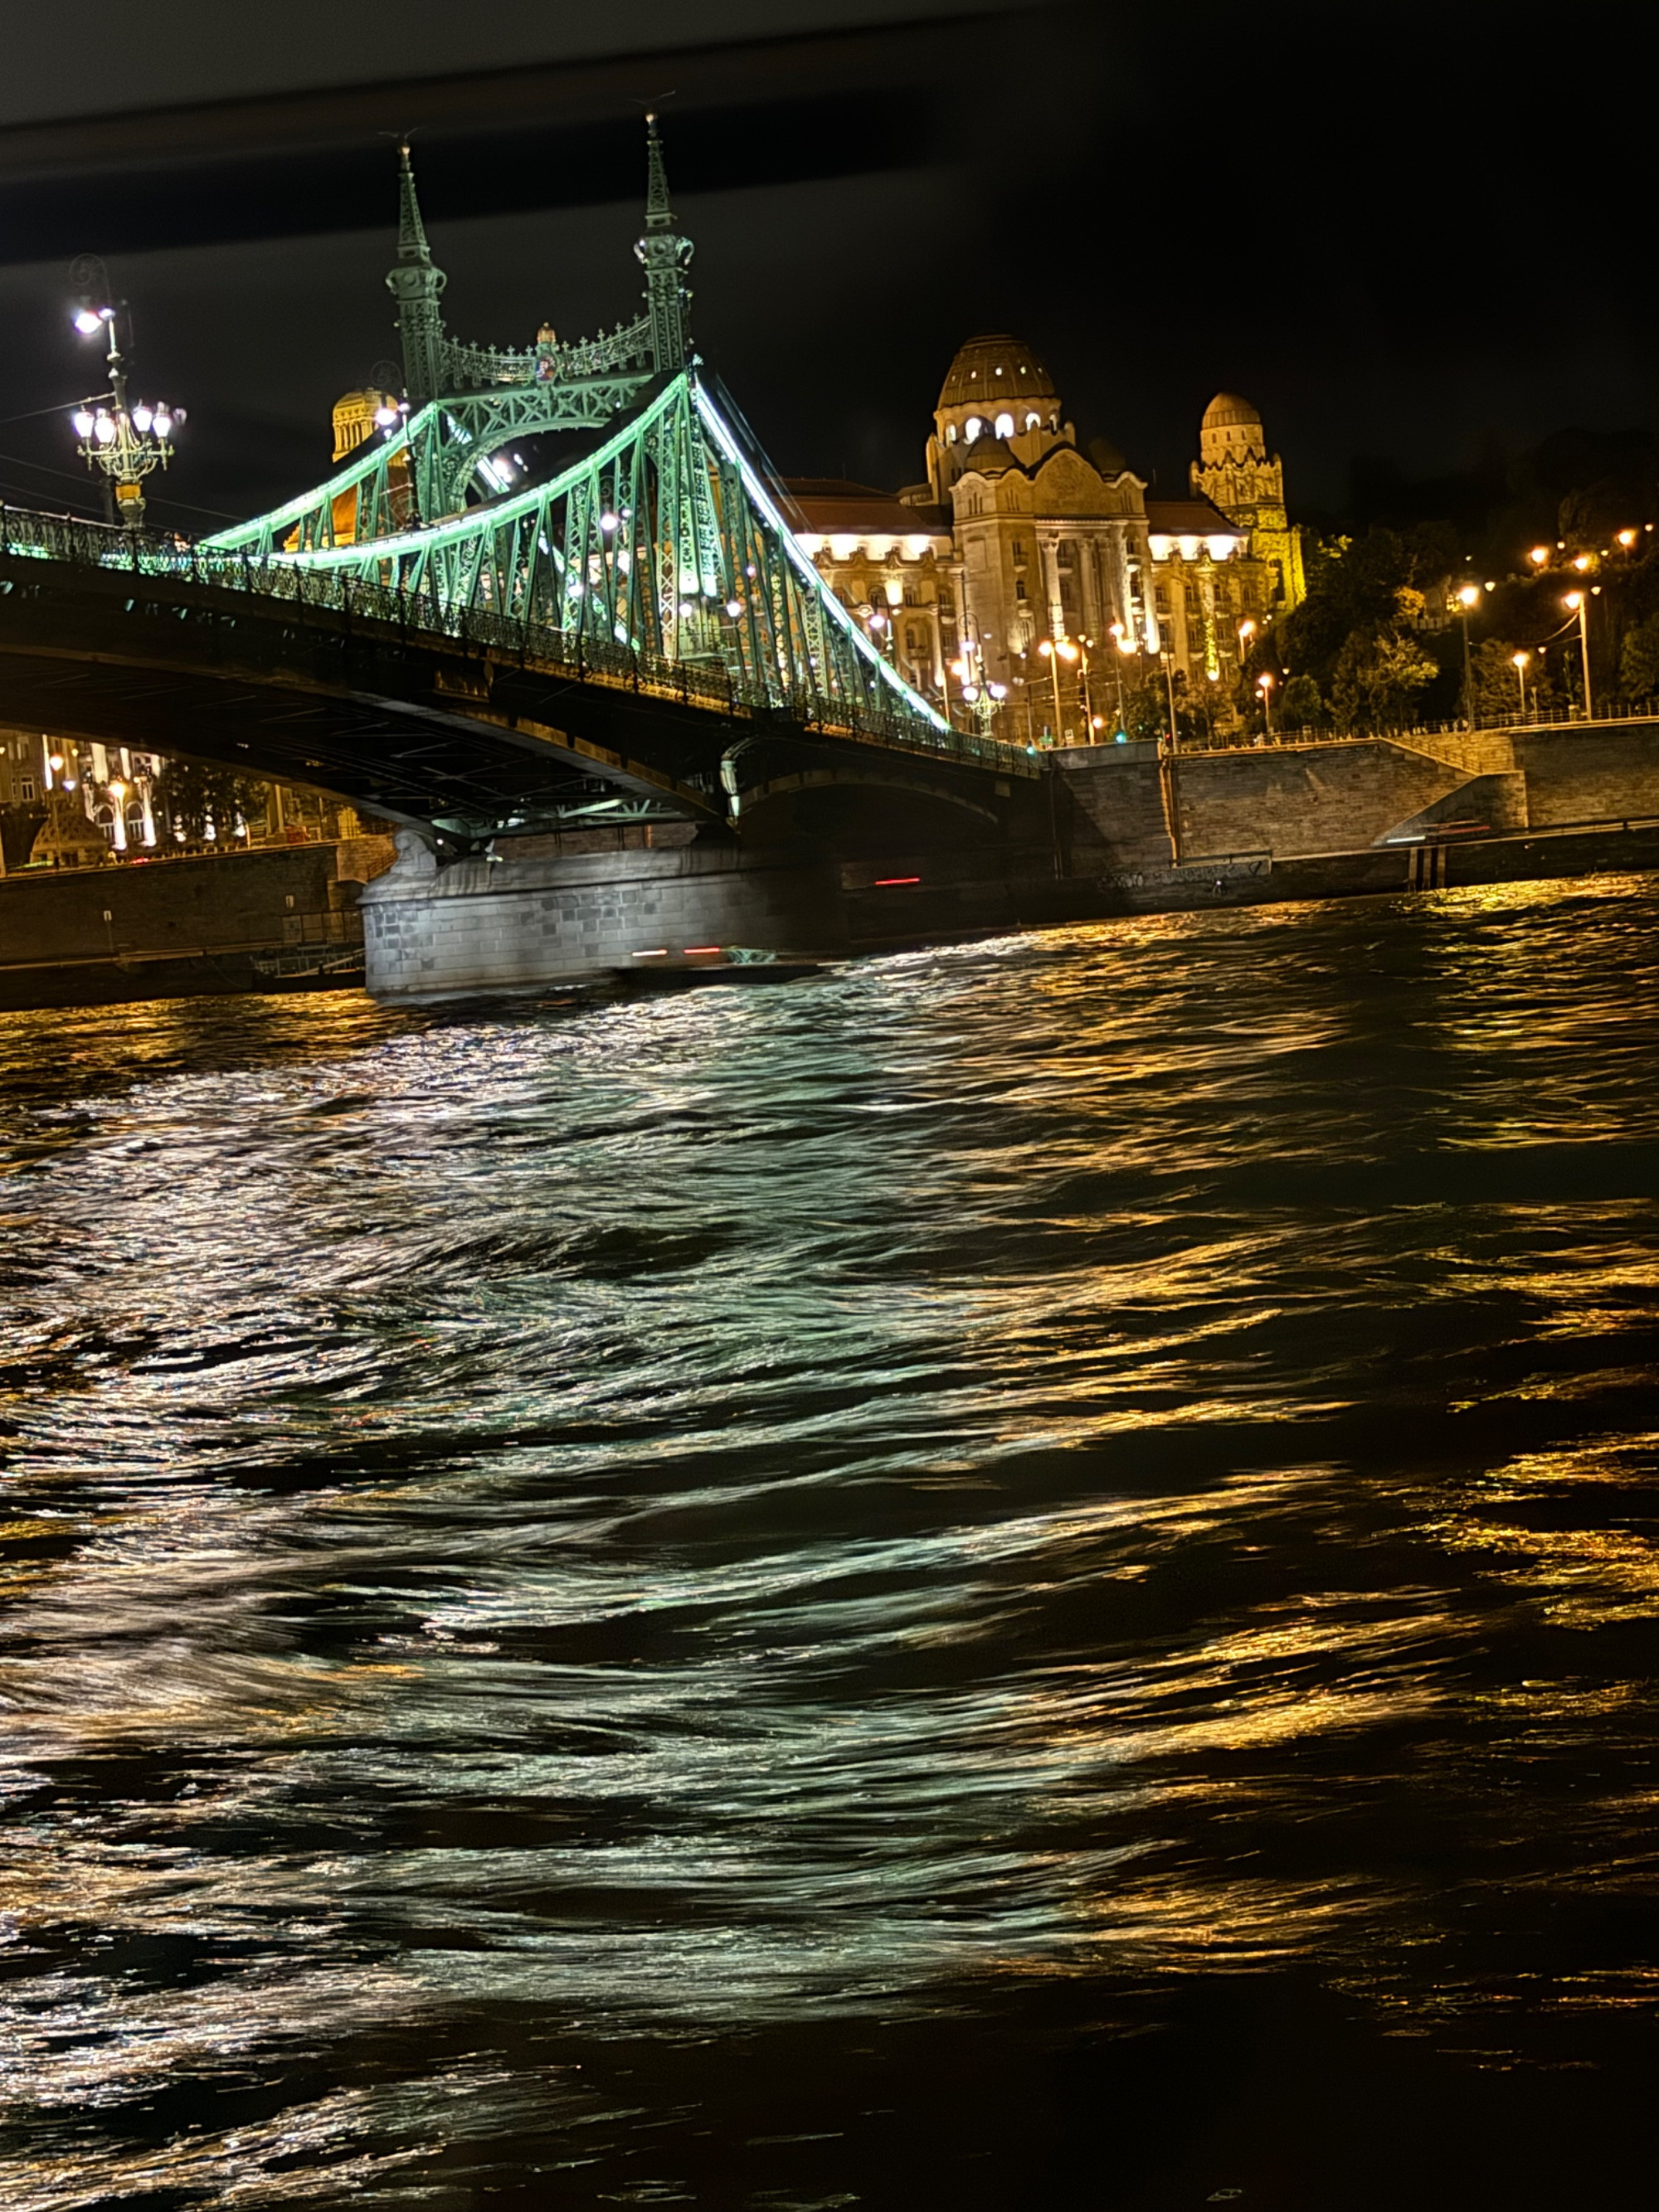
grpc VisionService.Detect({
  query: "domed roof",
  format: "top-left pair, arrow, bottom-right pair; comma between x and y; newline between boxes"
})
939,334 -> 1057,412
1202,391 -> 1262,432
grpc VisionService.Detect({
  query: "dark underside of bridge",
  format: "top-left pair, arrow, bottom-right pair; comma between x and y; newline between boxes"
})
0,556 -> 1025,853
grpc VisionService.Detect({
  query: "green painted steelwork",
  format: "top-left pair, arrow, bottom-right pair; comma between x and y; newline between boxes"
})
185,122 -> 1017,771
205,372 -> 956,742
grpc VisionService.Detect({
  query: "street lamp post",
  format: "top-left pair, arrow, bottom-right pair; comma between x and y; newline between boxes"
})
1107,621 -> 1132,732
1511,650 -> 1530,721
68,264 -> 183,529
1161,649 -> 1179,749
1455,583 -> 1481,728
1257,670 -> 1276,740
1564,591 -> 1593,720
1038,638 -> 1065,745
1076,636 -> 1097,738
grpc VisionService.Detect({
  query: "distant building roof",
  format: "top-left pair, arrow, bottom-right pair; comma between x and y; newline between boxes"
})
786,480 -> 952,538
1146,495 -> 1243,538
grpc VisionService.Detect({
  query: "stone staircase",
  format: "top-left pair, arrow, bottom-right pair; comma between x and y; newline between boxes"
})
1372,731 -> 1526,846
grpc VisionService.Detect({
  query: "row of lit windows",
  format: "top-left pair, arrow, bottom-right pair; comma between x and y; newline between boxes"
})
946,410 -> 1050,446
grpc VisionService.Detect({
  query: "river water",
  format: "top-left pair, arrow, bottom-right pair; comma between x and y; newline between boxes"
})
2,877 -> 1658,2210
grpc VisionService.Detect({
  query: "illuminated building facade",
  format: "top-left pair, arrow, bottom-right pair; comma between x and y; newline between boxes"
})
792,337 -> 1306,745
783,482 -> 958,711
0,728 -> 43,811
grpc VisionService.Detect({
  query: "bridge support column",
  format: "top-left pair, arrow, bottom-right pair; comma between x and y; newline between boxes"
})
361,829 -> 849,1001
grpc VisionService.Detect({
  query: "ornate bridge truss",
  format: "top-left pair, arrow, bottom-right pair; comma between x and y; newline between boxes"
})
197,369 -> 951,745
187,121 -> 986,770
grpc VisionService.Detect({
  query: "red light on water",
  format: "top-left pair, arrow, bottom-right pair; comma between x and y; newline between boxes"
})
684,946 -> 722,955
873,876 -> 921,887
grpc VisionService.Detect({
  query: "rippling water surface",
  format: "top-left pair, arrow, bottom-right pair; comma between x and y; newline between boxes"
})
4,878 -> 1659,2210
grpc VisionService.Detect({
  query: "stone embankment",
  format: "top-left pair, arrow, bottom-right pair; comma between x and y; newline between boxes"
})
0,838 -> 395,1011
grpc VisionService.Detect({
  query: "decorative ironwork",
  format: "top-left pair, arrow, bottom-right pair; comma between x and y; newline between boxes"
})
440,318 -> 654,392
66,256 -> 182,529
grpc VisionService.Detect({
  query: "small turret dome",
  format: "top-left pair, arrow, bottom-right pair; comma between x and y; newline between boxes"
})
1202,392 -> 1262,434
1199,392 -> 1267,466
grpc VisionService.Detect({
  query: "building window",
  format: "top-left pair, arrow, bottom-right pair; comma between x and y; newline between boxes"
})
995,412 -> 1014,438
19,778 -> 36,801
1015,579 -> 1028,600
946,423 -> 957,443
1011,538 -> 1026,560
965,416 -> 983,441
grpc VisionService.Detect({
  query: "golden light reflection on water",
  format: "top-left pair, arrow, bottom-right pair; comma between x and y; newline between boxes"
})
2,875 -> 1659,2202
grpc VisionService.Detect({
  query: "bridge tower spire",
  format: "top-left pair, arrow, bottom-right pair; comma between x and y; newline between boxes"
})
635,112 -> 693,373
387,143 -> 448,407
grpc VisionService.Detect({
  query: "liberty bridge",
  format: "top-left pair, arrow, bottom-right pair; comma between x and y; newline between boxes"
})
0,121 -> 1045,993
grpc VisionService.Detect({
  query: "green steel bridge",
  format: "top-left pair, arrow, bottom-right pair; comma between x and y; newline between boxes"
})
0,122 -> 1034,845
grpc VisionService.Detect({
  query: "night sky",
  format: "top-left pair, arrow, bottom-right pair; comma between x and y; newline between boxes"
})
0,0 -> 1651,538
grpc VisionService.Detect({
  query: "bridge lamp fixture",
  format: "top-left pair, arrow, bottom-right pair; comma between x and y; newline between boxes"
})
71,409 -> 95,438
724,598 -> 743,617
373,405 -> 400,429
599,510 -> 620,532
988,682 -> 1008,700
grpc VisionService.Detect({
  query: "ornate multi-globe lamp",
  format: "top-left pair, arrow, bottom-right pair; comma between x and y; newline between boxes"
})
67,268 -> 182,529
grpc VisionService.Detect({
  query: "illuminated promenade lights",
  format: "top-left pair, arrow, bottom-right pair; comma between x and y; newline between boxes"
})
67,259 -> 182,529
1453,582 -> 1481,728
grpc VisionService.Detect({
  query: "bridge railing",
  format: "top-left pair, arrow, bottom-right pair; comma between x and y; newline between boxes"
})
0,504 -> 1034,779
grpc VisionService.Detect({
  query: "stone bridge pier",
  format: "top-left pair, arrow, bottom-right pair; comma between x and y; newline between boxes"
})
362,758 -> 1063,1000
362,826 -> 853,996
